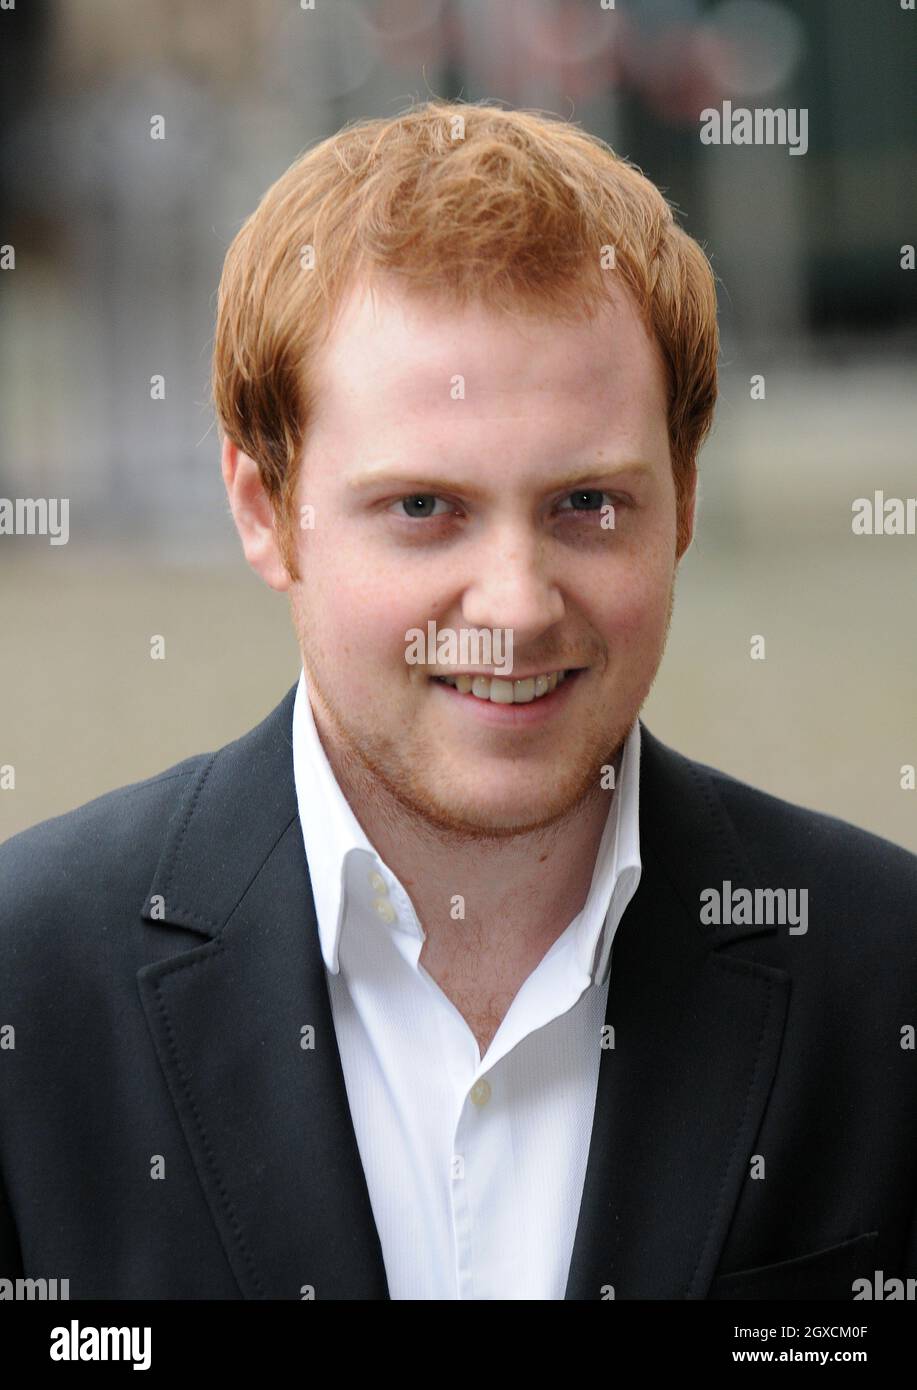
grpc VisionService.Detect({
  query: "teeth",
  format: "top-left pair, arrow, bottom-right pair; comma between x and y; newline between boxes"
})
433,669 -> 574,703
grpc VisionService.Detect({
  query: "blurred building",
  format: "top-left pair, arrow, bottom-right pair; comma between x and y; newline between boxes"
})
1,0 -> 914,550
1,1 -> 914,849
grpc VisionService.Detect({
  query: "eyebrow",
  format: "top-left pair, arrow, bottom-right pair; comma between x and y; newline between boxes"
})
345,461 -> 653,498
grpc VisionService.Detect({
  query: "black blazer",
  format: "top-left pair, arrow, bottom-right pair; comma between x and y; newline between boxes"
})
1,682 -> 915,1300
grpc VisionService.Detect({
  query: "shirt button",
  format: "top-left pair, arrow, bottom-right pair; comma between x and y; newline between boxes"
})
368,870 -> 388,895
373,898 -> 396,924
469,1078 -> 491,1107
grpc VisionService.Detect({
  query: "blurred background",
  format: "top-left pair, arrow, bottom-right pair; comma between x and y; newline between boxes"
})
1,0 -> 915,849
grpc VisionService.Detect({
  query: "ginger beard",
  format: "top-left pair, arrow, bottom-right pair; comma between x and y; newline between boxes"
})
287,570 -> 677,847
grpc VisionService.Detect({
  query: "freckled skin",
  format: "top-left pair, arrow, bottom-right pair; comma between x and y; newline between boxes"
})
222,274 -> 696,1051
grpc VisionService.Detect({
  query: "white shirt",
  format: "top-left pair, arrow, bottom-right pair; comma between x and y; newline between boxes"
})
291,668 -> 642,1300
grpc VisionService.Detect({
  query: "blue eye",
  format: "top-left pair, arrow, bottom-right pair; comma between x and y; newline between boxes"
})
388,489 -> 621,525
394,494 -> 451,519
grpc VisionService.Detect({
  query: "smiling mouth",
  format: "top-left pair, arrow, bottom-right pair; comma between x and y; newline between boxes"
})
429,668 -> 584,705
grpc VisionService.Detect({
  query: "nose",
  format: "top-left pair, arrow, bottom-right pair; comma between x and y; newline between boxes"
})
459,525 -> 566,650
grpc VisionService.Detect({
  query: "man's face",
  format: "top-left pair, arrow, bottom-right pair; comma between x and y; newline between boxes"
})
286,276 -> 691,839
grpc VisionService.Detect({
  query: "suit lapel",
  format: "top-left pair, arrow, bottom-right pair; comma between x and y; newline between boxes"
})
136,683 -> 390,1299
565,727 -> 791,1299
137,686 -> 789,1301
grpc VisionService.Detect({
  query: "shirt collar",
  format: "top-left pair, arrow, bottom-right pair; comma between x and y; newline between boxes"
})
292,667 -> 641,983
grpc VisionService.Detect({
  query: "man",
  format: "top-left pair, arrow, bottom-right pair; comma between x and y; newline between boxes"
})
1,102 -> 915,1301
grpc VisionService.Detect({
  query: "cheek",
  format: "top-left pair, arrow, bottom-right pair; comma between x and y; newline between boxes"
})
590,549 -> 675,646
305,560 -> 428,684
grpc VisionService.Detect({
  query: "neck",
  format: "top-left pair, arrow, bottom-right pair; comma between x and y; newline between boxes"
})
314,710 -> 620,957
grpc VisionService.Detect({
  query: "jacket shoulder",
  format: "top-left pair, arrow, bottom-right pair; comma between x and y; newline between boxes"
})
0,752 -> 212,921
641,730 -> 917,982
702,757 -> 917,880
0,682 -> 298,948
641,725 -> 917,894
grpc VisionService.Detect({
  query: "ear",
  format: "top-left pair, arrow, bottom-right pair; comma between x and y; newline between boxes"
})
675,464 -> 698,562
221,438 -> 292,592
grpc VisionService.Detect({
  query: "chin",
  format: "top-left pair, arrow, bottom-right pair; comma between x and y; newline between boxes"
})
422,778 -> 597,837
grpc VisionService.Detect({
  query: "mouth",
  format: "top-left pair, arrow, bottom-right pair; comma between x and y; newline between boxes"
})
425,664 -> 583,722
430,667 -> 583,703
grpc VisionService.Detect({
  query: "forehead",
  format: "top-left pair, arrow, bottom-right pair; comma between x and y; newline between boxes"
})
309,274 -> 670,447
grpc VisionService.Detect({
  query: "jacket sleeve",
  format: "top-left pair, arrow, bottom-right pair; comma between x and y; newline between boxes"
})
906,1172 -> 917,1278
0,1163 -> 23,1278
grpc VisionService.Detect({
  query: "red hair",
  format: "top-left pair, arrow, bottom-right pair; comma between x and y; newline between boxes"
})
212,100 -> 719,576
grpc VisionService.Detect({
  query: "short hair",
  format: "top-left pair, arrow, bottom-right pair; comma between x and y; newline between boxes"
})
211,99 -> 719,577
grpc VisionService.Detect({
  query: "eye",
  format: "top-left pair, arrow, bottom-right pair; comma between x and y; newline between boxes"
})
390,494 -> 453,519
556,489 -> 617,514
